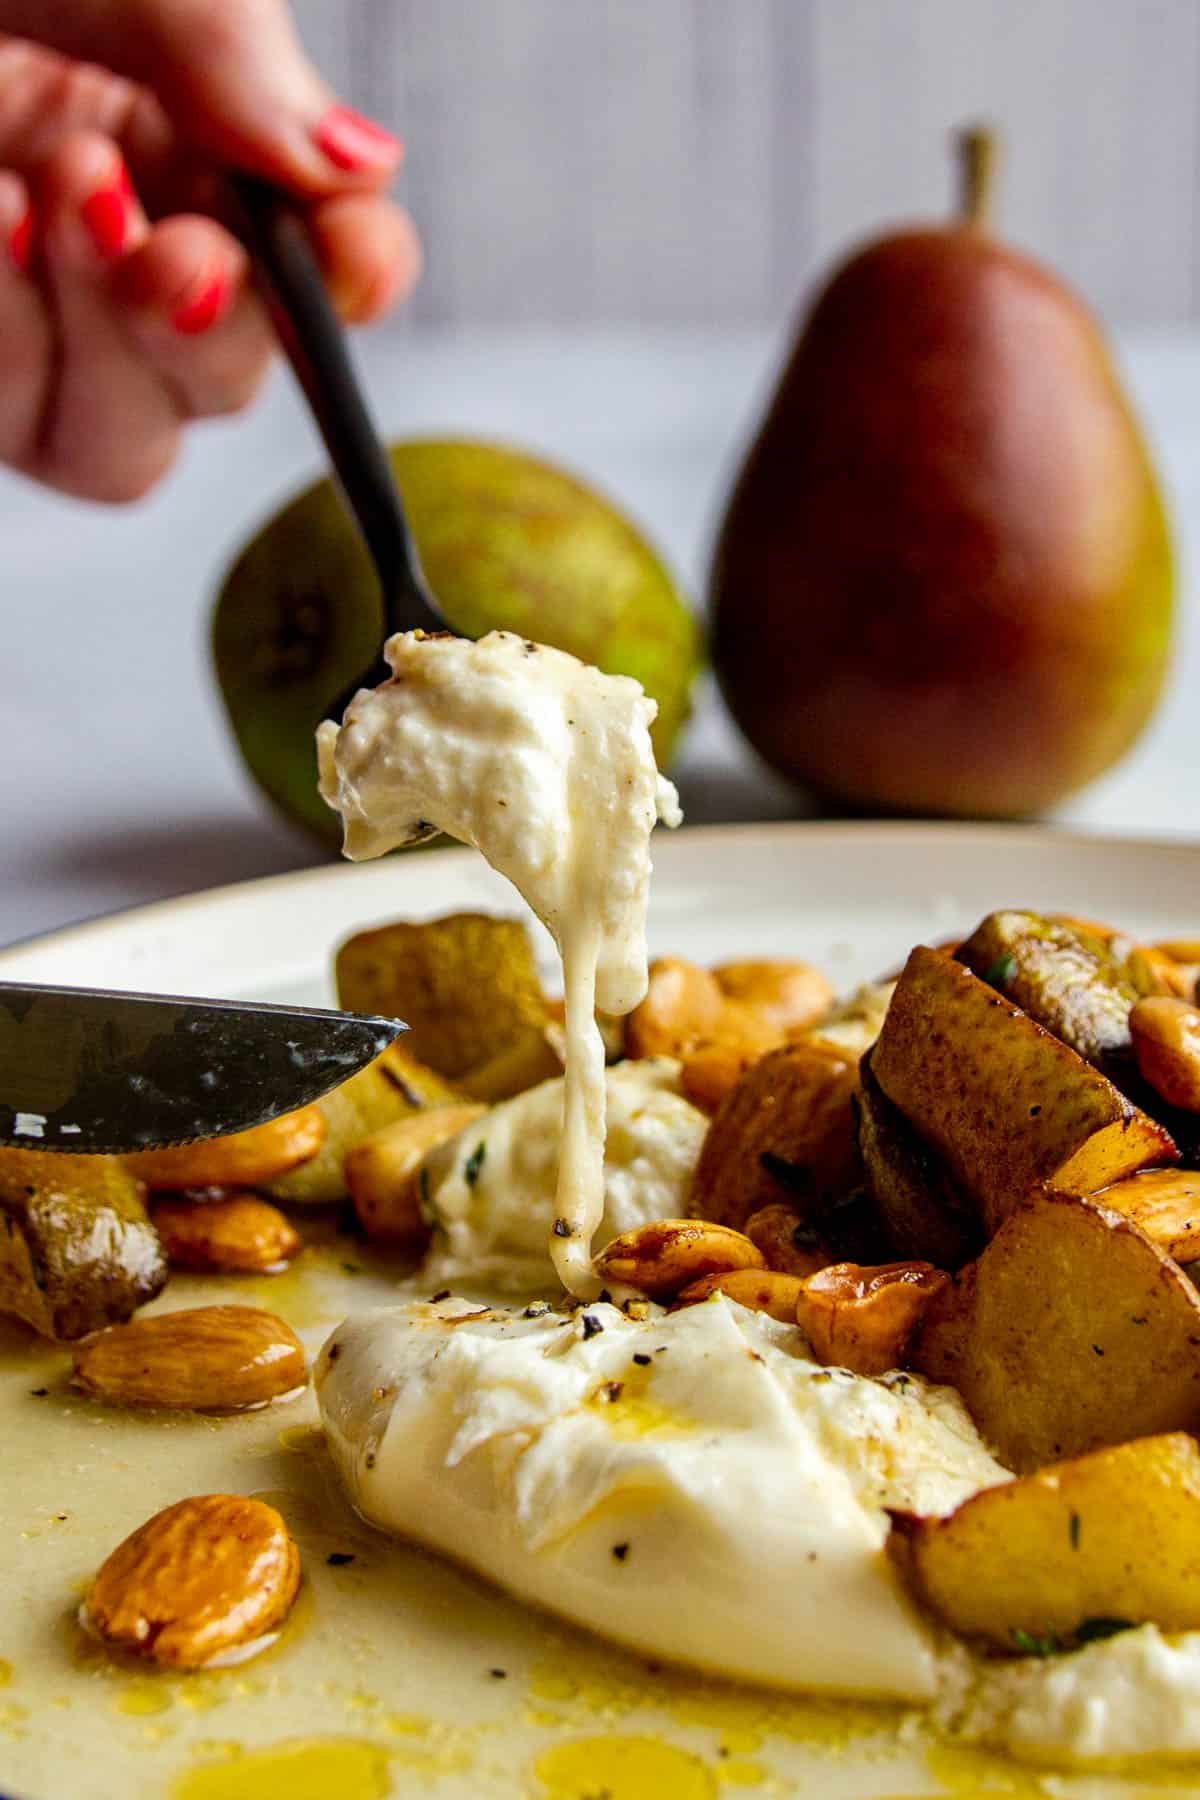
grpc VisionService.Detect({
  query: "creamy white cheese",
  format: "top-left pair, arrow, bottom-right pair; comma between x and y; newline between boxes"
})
316,1293 -> 1007,1701
939,1625 -> 1200,1765
317,629 -> 680,1295
419,1058 -> 707,1293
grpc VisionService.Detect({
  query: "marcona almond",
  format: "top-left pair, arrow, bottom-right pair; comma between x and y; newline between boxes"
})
674,1268 -> 807,1321
153,1195 -> 300,1273
798,1261 -> 949,1377
1130,997 -> 1200,1112
82,1494 -> 300,1669
72,1305 -> 306,1411
123,1106 -> 326,1190
594,1218 -> 764,1299
743,1202 -> 833,1277
346,1103 -> 488,1241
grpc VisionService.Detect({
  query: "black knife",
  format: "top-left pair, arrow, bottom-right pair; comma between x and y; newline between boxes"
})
0,982 -> 403,1153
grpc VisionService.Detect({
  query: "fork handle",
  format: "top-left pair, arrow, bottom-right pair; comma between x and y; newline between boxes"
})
229,172 -> 443,642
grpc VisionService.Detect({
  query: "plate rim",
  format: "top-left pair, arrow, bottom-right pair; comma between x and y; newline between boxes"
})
4,819 -> 1200,970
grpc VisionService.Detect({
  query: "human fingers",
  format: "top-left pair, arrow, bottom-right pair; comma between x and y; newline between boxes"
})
112,212 -> 274,417
25,131 -> 183,500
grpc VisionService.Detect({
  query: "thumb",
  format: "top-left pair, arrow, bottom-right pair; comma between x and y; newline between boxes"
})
0,0 -> 402,194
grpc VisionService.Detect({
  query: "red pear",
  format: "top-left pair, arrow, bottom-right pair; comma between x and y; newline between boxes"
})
710,129 -> 1174,818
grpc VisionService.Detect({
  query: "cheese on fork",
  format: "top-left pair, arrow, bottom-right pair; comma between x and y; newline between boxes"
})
317,629 -> 680,1295
317,1294 -> 1008,1701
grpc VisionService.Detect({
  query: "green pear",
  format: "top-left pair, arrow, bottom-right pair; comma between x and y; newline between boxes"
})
213,438 -> 702,846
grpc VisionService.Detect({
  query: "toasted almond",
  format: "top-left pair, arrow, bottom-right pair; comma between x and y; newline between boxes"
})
743,1202 -> 834,1277
346,1103 -> 489,1242
712,960 -> 834,1034
122,1106 -> 326,1191
674,1268 -> 808,1321
680,1038 -> 770,1114
594,1218 -> 764,1299
1127,945 -> 1198,1001
798,1261 -> 949,1377
73,1305 -> 306,1412
625,958 -> 728,1059
153,1195 -> 301,1274
82,1494 -> 300,1669
1156,939 -> 1200,966
1131,997 -> 1200,1112
1093,1168 -> 1200,1262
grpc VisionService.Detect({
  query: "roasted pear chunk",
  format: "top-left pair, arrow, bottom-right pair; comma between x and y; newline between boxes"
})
893,1434 -> 1200,1651
856,1055 -> 982,1269
335,913 -> 560,1101
958,910 -> 1139,1074
871,947 -> 1176,1235
690,1039 -> 861,1232
0,1149 -> 165,1340
267,1041 -> 460,1204
912,1189 -> 1200,1473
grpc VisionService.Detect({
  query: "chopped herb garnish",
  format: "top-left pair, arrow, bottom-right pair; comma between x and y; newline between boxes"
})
1069,1510 -> 1081,1549
1075,1616 -> 1135,1645
632,1353 -> 651,1367
1092,1344 -> 1105,1356
326,1552 -> 356,1566
463,1141 -> 486,1188
489,1667 -> 507,1679
418,1166 -> 446,1233
983,952 -> 1018,988
581,1313 -> 603,1340
1011,1627 -> 1062,1658
760,1152 -> 812,1196
341,1261 -> 360,1275
612,1543 -> 630,1562
29,1387 -> 47,1398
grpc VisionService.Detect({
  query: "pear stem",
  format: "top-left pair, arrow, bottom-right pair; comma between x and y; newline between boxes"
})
957,125 -> 999,230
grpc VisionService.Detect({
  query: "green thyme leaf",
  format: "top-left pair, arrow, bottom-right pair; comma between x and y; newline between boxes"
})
464,1141 -> 487,1188
983,952 -> 1017,988
1010,1627 -> 1062,1657
1074,1616 -> 1135,1645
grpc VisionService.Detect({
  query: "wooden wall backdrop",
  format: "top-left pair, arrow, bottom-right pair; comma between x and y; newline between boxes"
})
291,0 -> 1200,328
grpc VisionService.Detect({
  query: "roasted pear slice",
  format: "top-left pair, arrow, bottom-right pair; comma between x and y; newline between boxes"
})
957,910 -> 1139,1075
335,913 -> 560,1101
857,1055 -> 982,1269
871,947 -> 1176,1234
911,1189 -> 1200,1472
267,1042 -> 461,1205
893,1434 -> 1200,1651
0,1149 -> 165,1340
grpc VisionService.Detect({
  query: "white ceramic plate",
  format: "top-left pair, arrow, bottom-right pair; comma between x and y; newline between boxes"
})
3,822 -> 1199,1800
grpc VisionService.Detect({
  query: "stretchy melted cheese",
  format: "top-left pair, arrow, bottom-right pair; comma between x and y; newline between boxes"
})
317,1295 -> 1007,1701
419,1059 -> 706,1294
317,630 -> 680,1295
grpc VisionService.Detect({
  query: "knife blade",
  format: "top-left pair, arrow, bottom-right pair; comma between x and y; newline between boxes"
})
0,982 -> 404,1153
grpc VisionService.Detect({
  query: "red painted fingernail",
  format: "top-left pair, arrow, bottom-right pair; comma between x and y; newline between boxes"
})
314,104 -> 400,172
81,162 -> 135,260
9,206 -> 33,273
171,269 -> 230,335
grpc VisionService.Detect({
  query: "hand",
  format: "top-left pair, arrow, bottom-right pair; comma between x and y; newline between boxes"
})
0,0 -> 421,501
